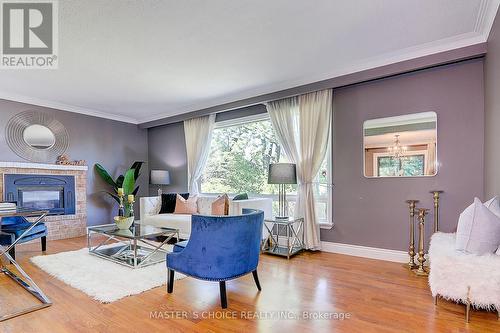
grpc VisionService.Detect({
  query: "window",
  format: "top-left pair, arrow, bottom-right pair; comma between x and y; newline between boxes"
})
314,137 -> 333,225
201,114 -> 282,195
201,114 -> 333,226
374,151 -> 426,177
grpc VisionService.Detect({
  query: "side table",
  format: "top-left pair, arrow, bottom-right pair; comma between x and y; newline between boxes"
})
261,217 -> 304,259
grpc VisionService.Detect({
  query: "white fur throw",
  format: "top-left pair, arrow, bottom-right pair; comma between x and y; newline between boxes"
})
428,232 -> 500,310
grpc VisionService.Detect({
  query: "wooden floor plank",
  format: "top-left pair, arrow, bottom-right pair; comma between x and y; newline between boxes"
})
0,237 -> 498,333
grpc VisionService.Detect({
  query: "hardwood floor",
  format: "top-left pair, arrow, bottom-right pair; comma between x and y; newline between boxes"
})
1,237 -> 499,333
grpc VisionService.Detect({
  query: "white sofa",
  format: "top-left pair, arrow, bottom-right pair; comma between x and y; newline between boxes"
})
140,195 -> 273,239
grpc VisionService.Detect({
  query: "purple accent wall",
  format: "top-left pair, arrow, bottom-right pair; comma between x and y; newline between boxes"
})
320,59 -> 484,250
147,59 -> 485,251
0,99 -> 149,225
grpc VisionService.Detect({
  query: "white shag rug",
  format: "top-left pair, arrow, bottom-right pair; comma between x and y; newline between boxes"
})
30,245 -> 185,303
428,232 -> 500,310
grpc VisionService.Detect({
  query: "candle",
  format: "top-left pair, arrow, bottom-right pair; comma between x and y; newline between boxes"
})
117,188 -> 124,197
128,194 -> 135,203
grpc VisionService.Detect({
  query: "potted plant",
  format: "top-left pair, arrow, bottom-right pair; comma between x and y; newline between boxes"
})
95,161 -> 143,228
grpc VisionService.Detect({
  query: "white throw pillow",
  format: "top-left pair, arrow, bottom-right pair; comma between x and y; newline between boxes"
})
455,198 -> 500,255
497,246 -> 500,255
483,196 -> 500,217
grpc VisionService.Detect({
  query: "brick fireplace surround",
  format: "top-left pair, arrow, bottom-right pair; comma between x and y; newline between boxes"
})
0,162 -> 87,240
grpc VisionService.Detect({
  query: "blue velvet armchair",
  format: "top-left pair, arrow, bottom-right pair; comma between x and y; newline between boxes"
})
166,209 -> 264,308
0,216 -> 47,260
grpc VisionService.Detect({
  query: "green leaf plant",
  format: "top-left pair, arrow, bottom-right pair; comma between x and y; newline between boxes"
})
94,161 -> 144,216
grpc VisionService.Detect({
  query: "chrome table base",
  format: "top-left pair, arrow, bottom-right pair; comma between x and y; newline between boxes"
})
0,211 -> 52,322
88,228 -> 179,269
0,254 -> 52,321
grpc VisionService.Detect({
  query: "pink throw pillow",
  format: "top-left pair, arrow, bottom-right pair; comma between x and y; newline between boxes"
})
174,194 -> 198,214
211,194 -> 229,215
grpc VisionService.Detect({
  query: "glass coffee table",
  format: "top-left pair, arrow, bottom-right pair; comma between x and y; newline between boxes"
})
87,222 -> 179,269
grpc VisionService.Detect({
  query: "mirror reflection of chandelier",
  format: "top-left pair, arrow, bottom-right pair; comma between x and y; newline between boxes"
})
388,134 -> 408,160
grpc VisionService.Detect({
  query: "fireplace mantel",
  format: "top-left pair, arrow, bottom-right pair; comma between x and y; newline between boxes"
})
0,161 -> 88,171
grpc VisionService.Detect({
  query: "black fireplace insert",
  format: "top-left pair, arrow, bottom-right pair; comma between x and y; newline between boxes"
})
4,174 -> 76,215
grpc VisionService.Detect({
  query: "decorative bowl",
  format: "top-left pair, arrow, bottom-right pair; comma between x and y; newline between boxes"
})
113,216 -> 134,230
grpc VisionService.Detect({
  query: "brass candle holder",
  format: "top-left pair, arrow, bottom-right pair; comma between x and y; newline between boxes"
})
404,200 -> 419,269
118,191 -> 125,217
127,194 -> 135,229
430,190 -> 444,233
128,195 -> 135,217
414,208 -> 429,276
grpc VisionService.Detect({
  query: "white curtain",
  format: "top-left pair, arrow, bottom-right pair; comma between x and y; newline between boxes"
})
267,89 -> 333,250
184,114 -> 216,195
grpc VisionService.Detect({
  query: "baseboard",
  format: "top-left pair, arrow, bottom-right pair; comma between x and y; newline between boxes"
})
321,241 -> 408,263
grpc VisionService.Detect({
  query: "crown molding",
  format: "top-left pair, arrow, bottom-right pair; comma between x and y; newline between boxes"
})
475,0 -> 489,34
475,0 -> 500,37
0,92 -> 139,124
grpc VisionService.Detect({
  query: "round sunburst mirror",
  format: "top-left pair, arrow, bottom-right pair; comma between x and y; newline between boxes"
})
5,111 -> 69,163
23,124 -> 57,150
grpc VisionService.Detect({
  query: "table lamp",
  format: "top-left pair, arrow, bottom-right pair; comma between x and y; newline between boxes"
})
268,163 -> 297,220
150,170 -> 170,196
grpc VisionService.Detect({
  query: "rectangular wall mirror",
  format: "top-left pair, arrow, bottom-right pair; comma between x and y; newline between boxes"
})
363,112 -> 437,178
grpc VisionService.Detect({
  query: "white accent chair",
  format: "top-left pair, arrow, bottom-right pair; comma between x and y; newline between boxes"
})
140,195 -> 273,239
428,232 -> 500,322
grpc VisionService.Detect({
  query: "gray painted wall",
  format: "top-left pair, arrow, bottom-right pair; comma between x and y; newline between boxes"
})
148,121 -> 188,195
0,99 -> 148,226
485,12 -> 500,199
320,59 -> 484,250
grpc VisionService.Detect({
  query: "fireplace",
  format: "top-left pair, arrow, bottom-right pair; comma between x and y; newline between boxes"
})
4,174 -> 76,215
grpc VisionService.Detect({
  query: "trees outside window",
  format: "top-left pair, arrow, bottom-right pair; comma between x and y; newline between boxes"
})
377,155 -> 425,177
201,114 -> 332,225
201,118 -> 283,194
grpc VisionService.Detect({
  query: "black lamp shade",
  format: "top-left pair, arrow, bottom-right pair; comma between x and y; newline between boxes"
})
150,170 -> 171,185
268,163 -> 297,184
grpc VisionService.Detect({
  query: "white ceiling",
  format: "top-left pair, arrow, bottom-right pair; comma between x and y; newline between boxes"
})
0,0 -> 498,124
